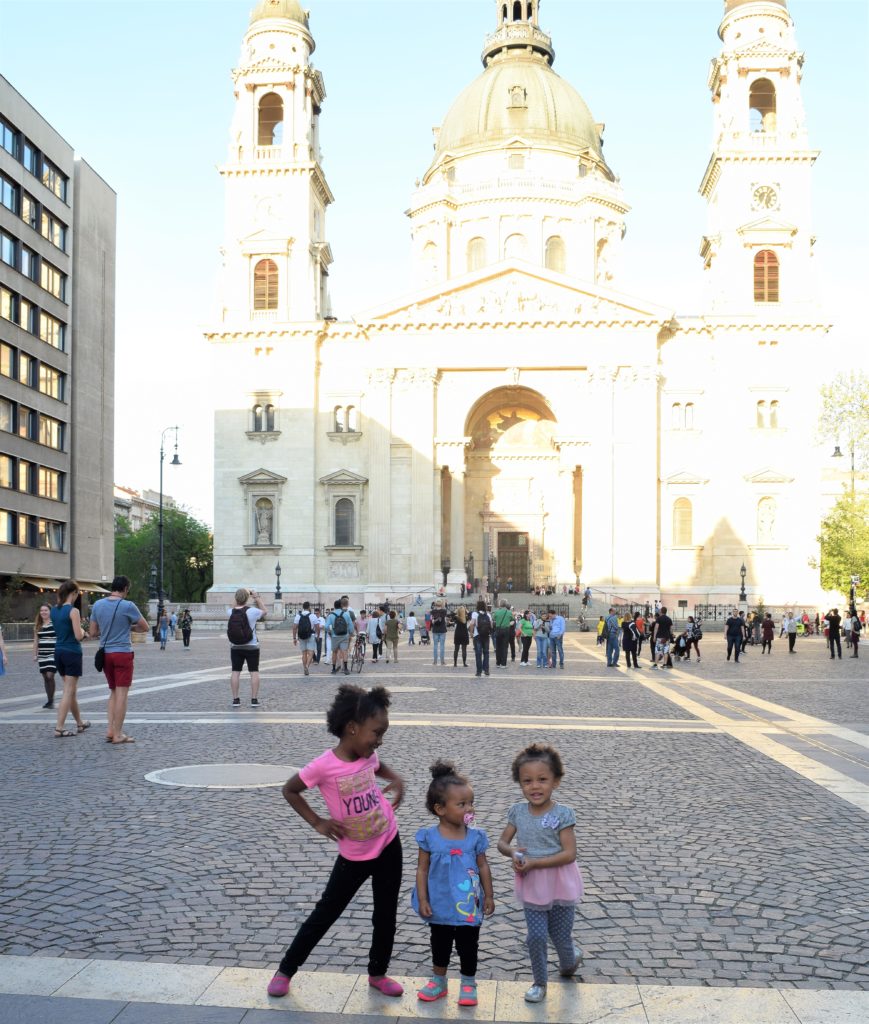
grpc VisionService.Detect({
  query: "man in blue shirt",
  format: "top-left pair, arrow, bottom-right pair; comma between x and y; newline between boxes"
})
604,607 -> 621,667
548,609 -> 566,669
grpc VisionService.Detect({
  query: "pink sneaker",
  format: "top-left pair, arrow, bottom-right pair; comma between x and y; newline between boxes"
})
369,975 -> 404,997
267,973 -> 290,997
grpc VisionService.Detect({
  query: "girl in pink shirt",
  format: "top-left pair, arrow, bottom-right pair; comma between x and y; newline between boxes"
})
267,684 -> 406,999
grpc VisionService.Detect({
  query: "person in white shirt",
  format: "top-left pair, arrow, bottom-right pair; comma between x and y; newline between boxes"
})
228,588 -> 267,707
406,613 -> 418,644
293,601 -> 319,676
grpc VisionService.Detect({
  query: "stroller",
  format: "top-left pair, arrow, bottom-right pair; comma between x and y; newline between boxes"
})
419,626 -> 430,645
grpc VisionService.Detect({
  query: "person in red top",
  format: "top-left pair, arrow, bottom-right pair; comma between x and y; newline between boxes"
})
761,613 -> 775,654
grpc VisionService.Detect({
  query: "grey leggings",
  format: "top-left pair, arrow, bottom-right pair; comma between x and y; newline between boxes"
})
524,904 -> 576,985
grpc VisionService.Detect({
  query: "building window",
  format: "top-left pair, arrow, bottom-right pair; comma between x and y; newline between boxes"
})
39,312 -> 65,348
18,406 -> 35,440
0,509 -> 14,544
258,93 -> 284,146
38,364 -> 63,399
38,518 -> 65,550
757,497 -> 777,543
749,78 -> 776,133
251,402 -> 275,432
0,455 -> 12,489
754,250 -> 779,303
18,298 -> 34,333
18,352 -> 34,387
671,402 -> 695,430
0,398 -> 12,433
508,151 -> 525,168
253,258 -> 278,310
1,286 -> 16,323
0,231 -> 15,267
0,117 -> 18,157
20,245 -> 38,279
22,140 -> 38,175
673,498 -> 693,546
422,241 -> 438,281
38,467 -> 63,500
18,460 -> 34,493
545,236 -> 566,273
346,406 -> 358,432
0,174 -> 18,213
333,406 -> 345,432
41,159 -> 67,202
40,211 -> 67,251
334,497 -> 355,546
21,192 -> 38,228
684,402 -> 694,429
19,513 -> 36,546
769,400 -> 779,428
467,237 -> 486,273
38,414 -> 63,449
0,343 -> 13,378
504,233 -> 528,260
40,260 -> 65,300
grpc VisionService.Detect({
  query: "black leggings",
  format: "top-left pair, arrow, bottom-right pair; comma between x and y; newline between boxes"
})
430,924 -> 480,976
520,635 -> 532,663
453,642 -> 467,666
278,834 -> 402,978
41,669 -> 56,703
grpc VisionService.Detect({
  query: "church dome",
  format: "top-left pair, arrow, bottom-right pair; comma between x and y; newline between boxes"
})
433,50 -> 609,173
249,0 -> 309,27
725,0 -> 787,10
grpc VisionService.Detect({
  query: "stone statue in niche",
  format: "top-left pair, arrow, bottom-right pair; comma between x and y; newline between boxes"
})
757,498 -> 776,543
255,500 -> 273,544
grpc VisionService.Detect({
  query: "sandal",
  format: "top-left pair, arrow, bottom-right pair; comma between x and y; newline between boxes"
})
112,735 -> 135,744
77,721 -> 92,733
54,728 -> 76,738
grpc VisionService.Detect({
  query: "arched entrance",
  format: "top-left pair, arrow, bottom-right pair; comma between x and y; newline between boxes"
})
457,387 -> 578,591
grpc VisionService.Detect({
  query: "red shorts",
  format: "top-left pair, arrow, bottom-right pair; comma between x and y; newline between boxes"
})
104,651 -> 135,689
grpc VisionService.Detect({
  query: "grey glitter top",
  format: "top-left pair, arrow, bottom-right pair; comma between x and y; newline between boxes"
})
507,801 -> 576,858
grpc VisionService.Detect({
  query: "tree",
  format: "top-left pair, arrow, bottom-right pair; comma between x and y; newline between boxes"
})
818,370 -> 869,478
115,509 -> 213,611
814,493 -> 869,601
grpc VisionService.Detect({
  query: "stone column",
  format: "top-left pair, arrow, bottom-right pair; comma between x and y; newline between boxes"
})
581,367 -> 617,586
436,438 -> 470,589
554,440 -> 588,588
365,370 -> 393,585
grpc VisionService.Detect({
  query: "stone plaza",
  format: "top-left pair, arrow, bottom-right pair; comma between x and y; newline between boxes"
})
0,625 -> 867,1023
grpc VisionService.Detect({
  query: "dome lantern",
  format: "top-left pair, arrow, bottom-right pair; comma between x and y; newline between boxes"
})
249,0 -> 309,29
483,0 -> 553,67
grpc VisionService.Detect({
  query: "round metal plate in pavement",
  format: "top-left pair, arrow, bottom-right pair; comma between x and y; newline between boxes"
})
144,763 -> 298,789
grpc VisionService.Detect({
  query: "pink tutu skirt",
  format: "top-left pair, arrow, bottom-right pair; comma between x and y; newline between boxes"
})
515,863 -> 583,910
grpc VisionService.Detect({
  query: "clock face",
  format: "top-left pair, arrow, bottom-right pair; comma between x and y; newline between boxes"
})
753,185 -> 779,210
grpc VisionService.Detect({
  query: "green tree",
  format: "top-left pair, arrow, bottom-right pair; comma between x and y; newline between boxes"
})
115,508 -> 213,610
814,493 -> 869,600
818,370 -> 869,480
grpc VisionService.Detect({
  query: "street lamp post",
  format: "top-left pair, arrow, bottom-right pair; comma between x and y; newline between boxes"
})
739,562 -> 747,603
832,443 -> 856,496
274,561 -> 282,601
157,426 -> 181,630
441,556 -> 450,589
465,551 -> 474,594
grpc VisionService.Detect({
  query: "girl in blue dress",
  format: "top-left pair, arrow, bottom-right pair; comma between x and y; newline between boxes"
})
412,760 -> 495,1007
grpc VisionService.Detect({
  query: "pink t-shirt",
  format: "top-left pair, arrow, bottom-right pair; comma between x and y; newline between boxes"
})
299,749 -> 398,861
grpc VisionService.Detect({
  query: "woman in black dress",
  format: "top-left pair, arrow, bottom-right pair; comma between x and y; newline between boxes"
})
453,605 -> 470,667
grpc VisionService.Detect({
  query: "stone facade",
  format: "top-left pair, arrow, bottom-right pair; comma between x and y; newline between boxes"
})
207,0 -> 829,608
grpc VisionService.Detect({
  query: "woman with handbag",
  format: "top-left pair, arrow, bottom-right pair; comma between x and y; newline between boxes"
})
50,580 -> 89,738
453,605 -> 470,667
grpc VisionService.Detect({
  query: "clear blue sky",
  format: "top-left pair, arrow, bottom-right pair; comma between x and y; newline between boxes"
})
1,0 -> 866,524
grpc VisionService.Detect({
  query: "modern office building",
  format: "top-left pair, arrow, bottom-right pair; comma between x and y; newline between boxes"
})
1,74 -> 116,597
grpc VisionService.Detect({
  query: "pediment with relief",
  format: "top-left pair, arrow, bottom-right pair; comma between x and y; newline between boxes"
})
744,468 -> 794,484
665,471 -> 708,486
239,468 -> 288,486
319,470 -> 368,487
357,263 -> 672,328
738,216 -> 798,242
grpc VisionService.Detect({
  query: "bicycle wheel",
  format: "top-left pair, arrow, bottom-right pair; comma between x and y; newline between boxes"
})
355,644 -> 365,672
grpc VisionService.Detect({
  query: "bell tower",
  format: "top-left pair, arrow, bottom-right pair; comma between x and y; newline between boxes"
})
218,0 -> 333,324
698,0 -> 819,313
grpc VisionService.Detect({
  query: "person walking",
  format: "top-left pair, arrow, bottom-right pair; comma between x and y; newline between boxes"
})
32,604 -> 57,708
315,606 -> 327,664
761,613 -> 774,654
492,601 -> 514,668
685,616 -> 702,661
725,609 -> 743,663
50,580 -> 89,738
293,601 -> 319,676
786,613 -> 798,654
604,607 -> 621,668
849,609 -> 861,658
518,611 -> 533,666
383,610 -> 401,663
622,615 -> 639,669
407,613 -> 418,645
825,608 -> 842,659
89,575 -> 149,744
158,608 -> 170,651
169,609 -> 178,641
548,609 -> 566,670
533,612 -> 549,669
327,599 -> 355,675
430,599 -> 448,666
179,609 -> 193,649
471,600 -> 491,678
228,588 -> 267,706
366,609 -> 383,663
453,605 -> 469,667
0,624 -> 7,680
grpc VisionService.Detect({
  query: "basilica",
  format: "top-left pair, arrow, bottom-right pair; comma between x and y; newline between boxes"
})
207,0 -> 829,608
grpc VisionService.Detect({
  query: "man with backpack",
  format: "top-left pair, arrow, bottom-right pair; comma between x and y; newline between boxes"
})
228,588 -> 267,707
326,598 -> 355,675
293,601 -> 320,676
471,599 -> 492,677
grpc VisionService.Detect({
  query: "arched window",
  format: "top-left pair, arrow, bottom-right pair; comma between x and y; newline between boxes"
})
422,241 -> 438,281
684,402 -> 694,430
501,4 -> 508,24
334,406 -> 345,432
673,498 -> 693,546
264,404 -> 275,431
252,404 -> 263,432
749,78 -> 776,134
754,250 -> 779,303
258,93 -> 284,145
346,406 -> 358,432
545,236 -> 566,273
335,498 -> 354,546
504,233 -> 528,260
467,237 -> 486,273
769,400 -> 779,429
513,1 -> 522,21
757,497 -> 776,543
253,258 -> 278,310
756,400 -> 767,428
671,402 -> 682,430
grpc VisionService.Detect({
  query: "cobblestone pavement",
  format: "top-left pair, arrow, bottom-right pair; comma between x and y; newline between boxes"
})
1,628 -> 867,998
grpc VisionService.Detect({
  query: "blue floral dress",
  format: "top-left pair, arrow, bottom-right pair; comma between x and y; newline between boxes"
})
411,824 -> 489,926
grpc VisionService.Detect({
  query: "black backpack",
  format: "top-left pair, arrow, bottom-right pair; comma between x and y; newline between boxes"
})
297,611 -> 314,640
332,610 -> 349,636
227,608 -> 253,645
476,611 -> 492,638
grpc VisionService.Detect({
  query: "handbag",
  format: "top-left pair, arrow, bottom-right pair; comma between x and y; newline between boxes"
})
94,600 -> 123,672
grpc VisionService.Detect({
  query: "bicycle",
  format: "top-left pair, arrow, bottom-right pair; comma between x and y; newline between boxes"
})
349,632 -> 367,673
